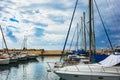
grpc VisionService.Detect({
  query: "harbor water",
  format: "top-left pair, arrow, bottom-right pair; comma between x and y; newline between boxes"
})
0,57 -> 60,80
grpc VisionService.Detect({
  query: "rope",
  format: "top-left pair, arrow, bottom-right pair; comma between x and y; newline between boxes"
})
60,0 -> 79,62
94,0 -> 114,53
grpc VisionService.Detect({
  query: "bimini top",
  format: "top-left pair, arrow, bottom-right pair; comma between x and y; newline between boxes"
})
99,54 -> 120,67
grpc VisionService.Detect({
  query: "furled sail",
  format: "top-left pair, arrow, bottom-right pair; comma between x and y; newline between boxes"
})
99,54 -> 120,67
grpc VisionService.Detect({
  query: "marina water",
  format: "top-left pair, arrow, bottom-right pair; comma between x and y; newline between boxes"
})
0,57 -> 60,80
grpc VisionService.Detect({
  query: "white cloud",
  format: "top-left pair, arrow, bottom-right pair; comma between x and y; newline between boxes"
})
42,33 -> 65,42
0,0 -> 119,50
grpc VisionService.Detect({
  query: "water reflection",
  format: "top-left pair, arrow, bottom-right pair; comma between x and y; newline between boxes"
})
0,57 -> 60,80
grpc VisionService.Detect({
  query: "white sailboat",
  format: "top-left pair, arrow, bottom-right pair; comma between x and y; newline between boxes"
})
53,0 -> 120,80
0,58 -> 9,65
0,25 -> 10,65
18,36 -> 28,61
0,53 -> 10,65
18,52 -> 28,61
0,25 -> 19,64
10,52 -> 18,63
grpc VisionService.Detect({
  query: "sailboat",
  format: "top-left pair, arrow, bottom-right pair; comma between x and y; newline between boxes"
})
0,51 -> 10,65
0,25 -> 10,65
18,36 -> 37,61
53,0 -> 120,80
18,36 -> 28,61
63,22 -> 88,64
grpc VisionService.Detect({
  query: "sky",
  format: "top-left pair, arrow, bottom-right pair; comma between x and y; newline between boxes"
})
0,0 -> 120,50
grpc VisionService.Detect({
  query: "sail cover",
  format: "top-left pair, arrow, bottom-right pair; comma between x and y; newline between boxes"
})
99,54 -> 120,67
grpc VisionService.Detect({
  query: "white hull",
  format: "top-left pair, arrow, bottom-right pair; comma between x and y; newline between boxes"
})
55,71 -> 120,80
18,57 -> 27,61
18,53 -> 28,61
10,58 -> 18,63
0,58 -> 9,65
54,63 -> 120,80
28,54 -> 37,59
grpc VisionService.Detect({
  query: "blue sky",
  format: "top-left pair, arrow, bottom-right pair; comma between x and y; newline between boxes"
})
0,0 -> 120,50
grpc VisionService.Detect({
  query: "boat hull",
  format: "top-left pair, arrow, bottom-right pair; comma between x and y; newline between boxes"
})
18,53 -> 28,61
28,54 -> 37,60
0,58 -> 9,65
10,58 -> 18,63
55,71 -> 120,80
18,57 -> 27,61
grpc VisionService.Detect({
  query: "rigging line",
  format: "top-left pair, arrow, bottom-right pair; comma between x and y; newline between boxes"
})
69,24 -> 77,51
78,23 -> 83,49
75,23 -> 79,50
0,25 -> 9,54
85,23 -> 89,37
81,17 -> 84,49
60,0 -> 79,62
76,23 -> 83,50
106,0 -> 119,29
94,0 -> 114,53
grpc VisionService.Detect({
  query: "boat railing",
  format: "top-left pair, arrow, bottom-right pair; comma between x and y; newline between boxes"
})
46,62 -> 63,72
46,62 -> 120,74
77,64 -> 120,73
57,64 -> 120,74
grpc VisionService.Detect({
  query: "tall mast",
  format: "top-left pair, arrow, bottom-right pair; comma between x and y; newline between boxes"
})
0,25 -> 9,54
83,12 -> 87,51
60,0 -> 79,62
22,36 -> 27,51
89,0 -> 93,62
81,17 -> 83,49
91,0 -> 96,53
76,23 -> 79,51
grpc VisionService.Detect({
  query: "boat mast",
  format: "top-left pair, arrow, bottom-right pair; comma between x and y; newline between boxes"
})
76,23 -> 79,51
83,12 -> 87,52
60,0 -> 78,62
89,0 -> 93,62
22,36 -> 27,51
0,25 -> 9,54
80,17 -> 83,49
91,0 -> 96,54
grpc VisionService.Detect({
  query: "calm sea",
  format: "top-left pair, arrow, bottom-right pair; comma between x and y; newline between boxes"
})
0,57 -> 60,80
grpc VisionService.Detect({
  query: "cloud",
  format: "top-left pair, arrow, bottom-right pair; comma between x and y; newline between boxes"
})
6,27 -> 17,42
0,0 -> 119,50
34,22 -> 48,27
22,19 -> 48,27
34,28 -> 44,37
47,14 -> 65,24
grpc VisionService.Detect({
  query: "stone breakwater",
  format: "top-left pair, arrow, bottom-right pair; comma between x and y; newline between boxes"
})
0,49 -> 111,56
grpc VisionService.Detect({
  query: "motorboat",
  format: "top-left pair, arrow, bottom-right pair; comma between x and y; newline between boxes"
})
54,54 -> 120,80
52,0 -> 120,79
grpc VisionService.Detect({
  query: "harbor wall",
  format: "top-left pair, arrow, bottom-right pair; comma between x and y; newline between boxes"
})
0,49 -> 112,56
